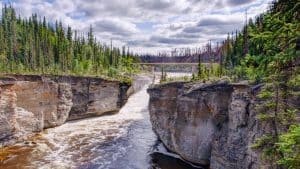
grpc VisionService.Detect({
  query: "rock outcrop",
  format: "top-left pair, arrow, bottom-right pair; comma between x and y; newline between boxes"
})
0,75 -> 131,146
147,81 -> 282,168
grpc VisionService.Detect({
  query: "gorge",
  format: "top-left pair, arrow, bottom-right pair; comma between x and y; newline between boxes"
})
0,0 -> 298,168
0,73 -> 299,169
0,74 -> 203,169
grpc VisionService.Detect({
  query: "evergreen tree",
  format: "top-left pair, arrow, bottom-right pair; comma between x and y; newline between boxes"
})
0,6 -> 138,80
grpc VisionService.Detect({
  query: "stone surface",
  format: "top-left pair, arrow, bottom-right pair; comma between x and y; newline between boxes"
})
52,76 -> 131,120
210,85 -> 258,169
11,80 -> 73,129
0,83 -> 16,143
148,81 -> 233,165
0,75 -> 131,146
148,81 -> 273,168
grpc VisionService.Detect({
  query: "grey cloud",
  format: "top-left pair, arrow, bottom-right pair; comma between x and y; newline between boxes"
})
74,0 -> 139,18
75,0 -> 187,19
150,35 -> 198,45
181,15 -> 243,37
183,26 -> 204,33
10,0 -> 269,54
215,0 -> 256,8
128,40 -> 159,48
183,24 -> 243,34
172,32 -> 203,39
136,0 -> 174,10
227,0 -> 256,6
169,24 -> 184,31
197,17 -> 242,26
187,0 -> 204,4
94,19 -> 137,36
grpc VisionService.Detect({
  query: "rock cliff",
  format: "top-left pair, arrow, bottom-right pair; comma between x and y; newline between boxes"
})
0,75 -> 131,146
147,81 -> 277,168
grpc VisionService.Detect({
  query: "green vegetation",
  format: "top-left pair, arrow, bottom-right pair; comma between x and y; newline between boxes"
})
0,1 -> 298,167
277,125 -> 300,168
0,5 -> 139,81
159,63 -> 224,83
161,74 -> 191,83
220,0 -> 299,83
189,1 -> 299,85
193,63 -> 223,82
160,67 -> 167,83
183,0 -> 299,168
213,0 -> 299,168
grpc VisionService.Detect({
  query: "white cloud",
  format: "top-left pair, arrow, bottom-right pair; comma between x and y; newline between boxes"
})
2,0 -> 272,54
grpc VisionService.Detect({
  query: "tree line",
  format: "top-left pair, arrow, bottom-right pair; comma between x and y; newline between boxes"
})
0,5 -> 138,79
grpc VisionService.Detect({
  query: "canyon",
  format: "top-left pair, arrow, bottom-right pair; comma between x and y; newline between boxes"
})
1,74 -> 298,168
0,74 -> 201,169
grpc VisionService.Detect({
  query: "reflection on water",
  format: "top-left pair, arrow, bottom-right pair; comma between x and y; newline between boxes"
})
0,75 -> 202,169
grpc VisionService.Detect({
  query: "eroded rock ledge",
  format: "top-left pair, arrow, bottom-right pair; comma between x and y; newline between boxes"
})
148,81 -> 265,169
0,75 -> 131,146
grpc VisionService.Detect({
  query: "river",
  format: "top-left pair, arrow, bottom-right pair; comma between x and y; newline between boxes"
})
0,75 -> 201,169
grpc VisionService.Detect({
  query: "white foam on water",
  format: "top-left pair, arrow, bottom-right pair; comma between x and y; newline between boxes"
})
25,75 -> 153,168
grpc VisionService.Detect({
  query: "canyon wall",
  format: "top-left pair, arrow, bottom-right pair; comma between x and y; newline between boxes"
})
0,75 -> 131,146
148,81 -> 273,168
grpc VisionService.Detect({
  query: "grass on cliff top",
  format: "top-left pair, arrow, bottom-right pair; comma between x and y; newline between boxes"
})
160,75 -> 233,86
0,65 -> 141,85
159,63 -> 229,84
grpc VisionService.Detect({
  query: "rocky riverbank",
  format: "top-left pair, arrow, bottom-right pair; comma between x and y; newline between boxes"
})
148,81 -> 299,168
0,75 -> 132,147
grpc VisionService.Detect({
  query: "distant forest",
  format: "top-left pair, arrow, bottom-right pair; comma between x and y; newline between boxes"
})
0,5 -> 138,79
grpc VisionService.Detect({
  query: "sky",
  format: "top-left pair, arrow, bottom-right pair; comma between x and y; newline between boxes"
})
1,0 -> 272,54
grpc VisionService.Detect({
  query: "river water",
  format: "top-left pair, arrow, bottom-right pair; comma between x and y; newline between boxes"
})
0,75 -> 201,169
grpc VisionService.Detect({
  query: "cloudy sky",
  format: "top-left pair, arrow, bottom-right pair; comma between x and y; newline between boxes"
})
2,0 -> 272,54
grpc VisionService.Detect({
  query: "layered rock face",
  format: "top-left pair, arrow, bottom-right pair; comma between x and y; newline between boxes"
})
52,76 -> 130,120
0,75 -> 131,146
148,81 -> 266,168
13,80 -> 73,130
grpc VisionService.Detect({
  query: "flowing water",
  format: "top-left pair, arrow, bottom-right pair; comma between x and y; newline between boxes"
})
0,75 -> 201,169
